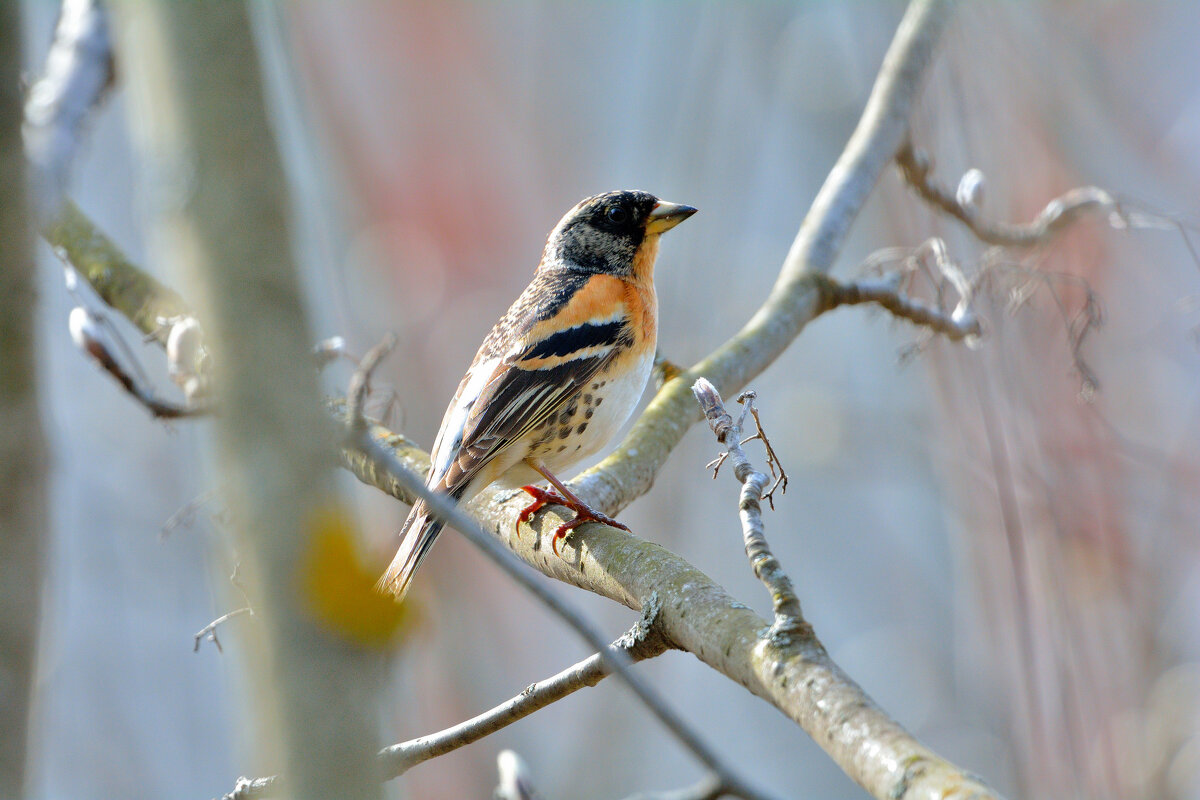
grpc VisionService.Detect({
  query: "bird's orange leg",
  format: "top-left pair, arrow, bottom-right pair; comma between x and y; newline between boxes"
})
517,461 -> 630,555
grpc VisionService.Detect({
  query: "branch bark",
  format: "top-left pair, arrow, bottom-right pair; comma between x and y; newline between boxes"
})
0,9 -> 46,795
340,5 -> 1004,794
22,0 -> 114,222
45,199 -> 191,344
342,411 -> 1003,800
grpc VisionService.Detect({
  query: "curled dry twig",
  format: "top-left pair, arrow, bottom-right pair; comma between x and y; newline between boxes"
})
897,138 -> 1125,248
67,303 -> 209,419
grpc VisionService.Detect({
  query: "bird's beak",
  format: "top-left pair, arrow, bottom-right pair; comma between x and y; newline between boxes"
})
645,200 -> 697,234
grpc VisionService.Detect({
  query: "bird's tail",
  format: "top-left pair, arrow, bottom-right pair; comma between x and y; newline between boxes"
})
378,499 -> 447,600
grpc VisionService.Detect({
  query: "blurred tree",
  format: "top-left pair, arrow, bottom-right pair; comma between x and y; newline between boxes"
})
0,5 -> 44,797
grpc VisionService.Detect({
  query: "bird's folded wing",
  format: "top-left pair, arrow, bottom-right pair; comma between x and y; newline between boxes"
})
430,314 -> 633,495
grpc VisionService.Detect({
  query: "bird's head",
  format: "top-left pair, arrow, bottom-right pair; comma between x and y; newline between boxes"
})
542,190 -> 696,279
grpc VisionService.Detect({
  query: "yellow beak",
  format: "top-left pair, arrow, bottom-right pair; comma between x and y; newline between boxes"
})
645,200 -> 697,234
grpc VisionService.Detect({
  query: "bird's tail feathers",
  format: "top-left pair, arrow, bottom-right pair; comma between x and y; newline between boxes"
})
378,500 -> 447,600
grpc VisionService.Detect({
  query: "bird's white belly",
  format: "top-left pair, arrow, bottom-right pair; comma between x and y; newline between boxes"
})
523,346 -> 655,479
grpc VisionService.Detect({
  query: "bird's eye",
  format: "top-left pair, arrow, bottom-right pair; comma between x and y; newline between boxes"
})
605,206 -> 629,224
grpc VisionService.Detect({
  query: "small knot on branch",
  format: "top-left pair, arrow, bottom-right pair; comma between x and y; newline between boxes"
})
617,591 -> 671,660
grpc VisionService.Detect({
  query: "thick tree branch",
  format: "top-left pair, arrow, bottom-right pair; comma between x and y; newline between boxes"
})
338,416 -> 1002,800
45,199 -> 192,343
341,422 -> 776,800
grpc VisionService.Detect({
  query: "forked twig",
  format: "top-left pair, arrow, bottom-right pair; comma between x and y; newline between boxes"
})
193,607 -> 253,654
693,379 -> 806,640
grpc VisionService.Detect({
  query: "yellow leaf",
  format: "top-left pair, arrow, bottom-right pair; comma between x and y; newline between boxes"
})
301,506 -> 410,648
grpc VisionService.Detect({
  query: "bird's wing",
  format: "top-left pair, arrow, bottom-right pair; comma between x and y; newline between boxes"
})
426,270 -> 634,496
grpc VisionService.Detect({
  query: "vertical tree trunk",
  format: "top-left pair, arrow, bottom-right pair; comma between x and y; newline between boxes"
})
110,6 -> 386,799
0,5 -> 47,796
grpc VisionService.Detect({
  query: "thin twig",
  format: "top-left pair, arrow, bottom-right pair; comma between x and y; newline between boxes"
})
820,272 -> 983,341
346,332 -> 397,427
692,379 -> 806,640
987,257 -> 1105,398
192,607 -> 253,654
896,138 -> 1122,248
53,4 -> 1007,797
743,404 -> 789,509
226,597 -> 674,798
378,595 -> 670,778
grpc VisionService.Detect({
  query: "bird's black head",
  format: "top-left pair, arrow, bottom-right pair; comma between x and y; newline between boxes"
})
542,190 -> 696,276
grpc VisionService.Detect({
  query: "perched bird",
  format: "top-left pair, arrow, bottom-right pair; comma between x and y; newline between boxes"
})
380,190 -> 696,599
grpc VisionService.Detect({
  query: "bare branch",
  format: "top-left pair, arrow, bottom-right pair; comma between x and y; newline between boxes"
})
67,303 -> 210,419
346,332 -> 397,428
44,200 -> 192,345
896,138 -> 1123,248
692,380 -> 805,638
567,0 -> 958,525
337,415 -> 1004,800
23,0 -> 114,221
377,595 -> 670,779
742,404 -> 789,509
819,272 -> 983,341
989,257 -> 1105,398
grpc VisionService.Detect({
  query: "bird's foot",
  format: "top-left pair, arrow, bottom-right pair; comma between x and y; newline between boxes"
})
516,485 -> 630,554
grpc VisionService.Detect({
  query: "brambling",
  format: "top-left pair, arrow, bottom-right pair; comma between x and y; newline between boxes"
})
380,190 -> 696,599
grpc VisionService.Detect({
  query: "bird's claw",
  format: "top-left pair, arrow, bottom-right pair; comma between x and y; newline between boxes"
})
515,485 -> 630,555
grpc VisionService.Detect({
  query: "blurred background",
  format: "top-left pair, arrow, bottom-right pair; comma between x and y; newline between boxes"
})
19,2 -> 1200,798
